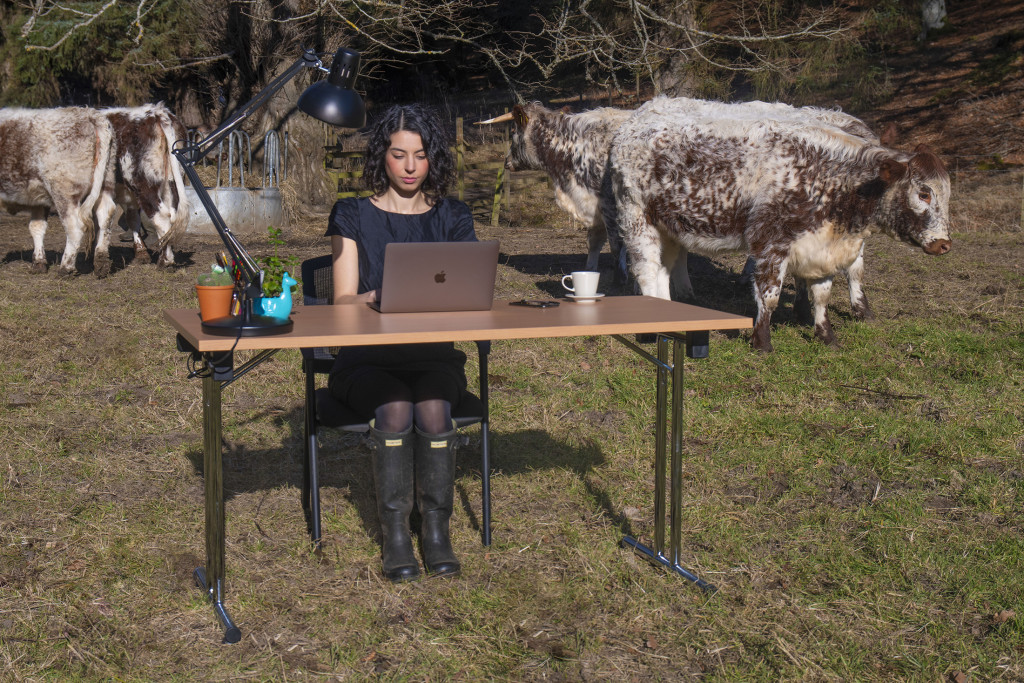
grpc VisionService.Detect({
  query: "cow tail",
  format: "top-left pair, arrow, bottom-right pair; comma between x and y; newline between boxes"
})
82,116 -> 115,257
158,109 -> 189,251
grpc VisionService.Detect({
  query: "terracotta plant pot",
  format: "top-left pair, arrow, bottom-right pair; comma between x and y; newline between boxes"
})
195,284 -> 235,322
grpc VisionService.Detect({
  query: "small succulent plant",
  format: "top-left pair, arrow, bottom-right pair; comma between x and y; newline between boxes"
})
197,264 -> 234,286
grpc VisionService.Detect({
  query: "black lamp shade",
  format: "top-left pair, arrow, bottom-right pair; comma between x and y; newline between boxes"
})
298,47 -> 366,128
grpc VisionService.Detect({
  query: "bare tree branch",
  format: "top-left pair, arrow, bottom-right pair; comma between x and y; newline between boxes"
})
22,0 -> 119,51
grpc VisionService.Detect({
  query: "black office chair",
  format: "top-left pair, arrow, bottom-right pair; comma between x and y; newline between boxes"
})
299,255 -> 493,549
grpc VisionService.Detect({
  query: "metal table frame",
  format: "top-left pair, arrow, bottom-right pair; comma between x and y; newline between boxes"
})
168,298 -> 748,642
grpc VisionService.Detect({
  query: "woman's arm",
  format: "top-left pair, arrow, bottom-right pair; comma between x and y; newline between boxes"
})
331,235 -> 376,304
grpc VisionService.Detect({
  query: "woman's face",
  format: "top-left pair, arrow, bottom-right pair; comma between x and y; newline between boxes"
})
384,130 -> 428,195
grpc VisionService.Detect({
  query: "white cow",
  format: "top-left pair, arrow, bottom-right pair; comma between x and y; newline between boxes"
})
0,107 -> 114,275
92,103 -> 189,276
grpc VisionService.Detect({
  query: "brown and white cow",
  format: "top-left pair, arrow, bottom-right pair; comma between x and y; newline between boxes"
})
489,99 -> 881,316
92,103 -> 189,276
0,107 -> 114,275
606,100 -> 951,352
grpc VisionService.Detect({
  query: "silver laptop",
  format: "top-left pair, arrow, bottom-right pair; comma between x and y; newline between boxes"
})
369,240 -> 500,313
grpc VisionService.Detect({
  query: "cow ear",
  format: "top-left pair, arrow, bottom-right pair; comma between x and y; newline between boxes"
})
512,105 -> 528,128
913,142 -> 933,155
879,158 -> 907,184
559,105 -> 572,115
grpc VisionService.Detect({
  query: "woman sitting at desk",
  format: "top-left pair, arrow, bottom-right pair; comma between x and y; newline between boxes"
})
326,103 -> 476,582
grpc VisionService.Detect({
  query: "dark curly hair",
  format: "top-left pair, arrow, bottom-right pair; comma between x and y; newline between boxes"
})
362,104 -> 455,203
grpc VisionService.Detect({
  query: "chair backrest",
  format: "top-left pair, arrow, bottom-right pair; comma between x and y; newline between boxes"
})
301,254 -> 334,307
300,255 -> 339,363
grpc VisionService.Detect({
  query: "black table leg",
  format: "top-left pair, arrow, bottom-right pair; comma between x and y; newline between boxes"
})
617,333 -> 717,593
196,356 -> 242,644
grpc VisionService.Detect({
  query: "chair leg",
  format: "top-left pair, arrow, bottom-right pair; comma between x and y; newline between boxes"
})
476,341 -> 492,547
481,418 -> 491,547
306,427 -> 322,547
303,368 -> 322,547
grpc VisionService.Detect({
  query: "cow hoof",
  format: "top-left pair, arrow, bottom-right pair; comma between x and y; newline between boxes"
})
94,256 -> 111,278
751,339 -> 774,353
29,261 -> 48,274
57,267 -> 77,277
156,256 -> 174,269
815,324 -> 837,346
852,305 -> 875,322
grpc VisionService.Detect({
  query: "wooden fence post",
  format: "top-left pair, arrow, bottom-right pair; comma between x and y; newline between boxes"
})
502,141 -> 511,210
456,117 -> 465,201
491,164 -> 505,227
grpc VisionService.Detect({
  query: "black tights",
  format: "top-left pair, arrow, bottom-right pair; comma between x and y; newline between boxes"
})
345,369 -> 460,435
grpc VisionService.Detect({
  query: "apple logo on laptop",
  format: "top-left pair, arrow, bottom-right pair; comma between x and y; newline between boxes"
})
434,270 -> 446,284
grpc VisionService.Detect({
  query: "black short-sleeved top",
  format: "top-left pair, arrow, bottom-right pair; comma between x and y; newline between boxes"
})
324,196 -> 478,401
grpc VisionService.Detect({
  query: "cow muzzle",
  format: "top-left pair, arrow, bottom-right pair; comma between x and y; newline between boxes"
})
922,238 -> 951,255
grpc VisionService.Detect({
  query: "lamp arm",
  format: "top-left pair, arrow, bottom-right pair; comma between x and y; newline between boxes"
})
177,162 -> 262,295
172,47 -> 325,297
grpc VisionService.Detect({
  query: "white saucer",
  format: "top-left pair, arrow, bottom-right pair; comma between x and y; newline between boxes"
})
565,293 -> 605,303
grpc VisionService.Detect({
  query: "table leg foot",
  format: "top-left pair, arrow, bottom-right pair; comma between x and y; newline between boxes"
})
194,567 -> 242,644
621,536 -> 718,594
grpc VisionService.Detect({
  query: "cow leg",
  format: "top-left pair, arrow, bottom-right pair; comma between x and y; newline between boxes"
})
584,221 -> 605,271
808,276 -> 838,345
845,247 -> 874,321
120,207 -> 151,263
793,277 -> 813,326
668,248 -> 693,300
53,202 -> 85,275
620,209 -> 669,299
750,257 -> 787,353
28,208 -> 49,273
598,184 -> 630,286
92,194 -> 121,279
739,255 -> 755,286
133,231 -> 150,261
142,205 -> 177,269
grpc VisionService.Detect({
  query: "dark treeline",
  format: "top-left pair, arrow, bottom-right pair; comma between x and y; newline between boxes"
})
0,1 -> 931,126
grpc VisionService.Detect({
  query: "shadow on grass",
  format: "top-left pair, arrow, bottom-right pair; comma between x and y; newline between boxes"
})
1,244 -> 194,275
183,407 -> 632,548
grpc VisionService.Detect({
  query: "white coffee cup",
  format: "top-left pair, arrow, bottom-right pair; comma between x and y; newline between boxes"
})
562,271 -> 600,298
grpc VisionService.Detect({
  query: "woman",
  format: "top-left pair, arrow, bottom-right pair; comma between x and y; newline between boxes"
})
326,103 -> 476,582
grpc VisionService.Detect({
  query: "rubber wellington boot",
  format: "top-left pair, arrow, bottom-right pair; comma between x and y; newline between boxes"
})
368,423 -> 420,582
414,425 -> 461,576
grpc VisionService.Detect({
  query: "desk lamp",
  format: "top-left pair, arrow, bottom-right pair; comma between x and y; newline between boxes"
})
174,47 -> 366,336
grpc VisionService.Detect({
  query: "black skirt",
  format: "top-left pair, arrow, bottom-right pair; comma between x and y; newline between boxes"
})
328,342 -> 468,403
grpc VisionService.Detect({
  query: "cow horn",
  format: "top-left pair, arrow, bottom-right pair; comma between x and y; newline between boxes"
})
475,111 -> 515,125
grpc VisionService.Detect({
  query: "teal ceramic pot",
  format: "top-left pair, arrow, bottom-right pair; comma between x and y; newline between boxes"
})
255,272 -> 297,320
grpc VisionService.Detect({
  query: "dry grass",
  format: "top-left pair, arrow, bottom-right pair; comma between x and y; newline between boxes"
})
0,172 -> 1022,680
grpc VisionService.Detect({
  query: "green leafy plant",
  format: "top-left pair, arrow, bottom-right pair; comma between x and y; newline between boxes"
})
196,264 -> 233,286
259,226 -> 300,298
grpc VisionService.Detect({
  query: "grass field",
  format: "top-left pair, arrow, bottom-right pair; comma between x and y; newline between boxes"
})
0,171 -> 1022,681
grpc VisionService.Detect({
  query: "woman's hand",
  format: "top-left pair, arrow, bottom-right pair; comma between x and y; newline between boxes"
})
334,289 -> 378,305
